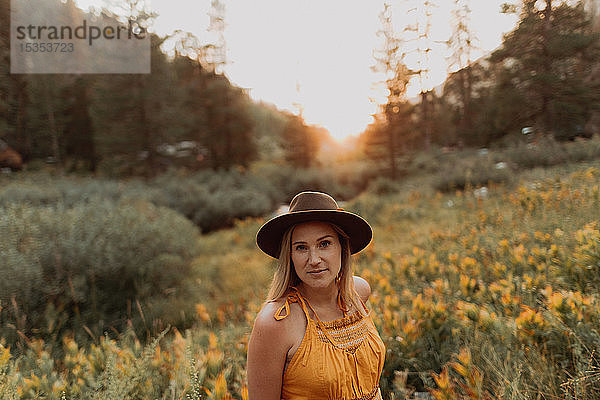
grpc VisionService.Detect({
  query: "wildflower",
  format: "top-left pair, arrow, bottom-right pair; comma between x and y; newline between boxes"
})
207,372 -> 230,400
0,345 -> 10,368
401,319 -> 418,340
549,292 -> 564,310
195,303 -> 212,322
430,367 -> 456,400
241,385 -> 249,400
516,306 -> 546,337
448,253 -> 459,264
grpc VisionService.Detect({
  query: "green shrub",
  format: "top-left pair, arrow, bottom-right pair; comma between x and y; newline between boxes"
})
345,192 -> 392,227
367,177 -> 402,195
0,176 -> 163,209
505,140 -> 567,169
433,159 -> 512,192
499,136 -> 600,170
0,165 -> 375,235
0,182 -> 62,206
151,169 -> 278,232
0,200 -> 200,348
0,170 -> 276,233
251,163 -> 361,202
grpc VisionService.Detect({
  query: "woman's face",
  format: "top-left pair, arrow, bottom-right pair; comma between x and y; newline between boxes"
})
291,221 -> 342,290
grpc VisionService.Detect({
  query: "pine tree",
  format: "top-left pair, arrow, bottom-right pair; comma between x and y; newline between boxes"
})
62,77 -> 97,171
91,36 -> 168,175
490,0 -> 600,139
171,50 -> 256,171
0,0 -> 31,160
445,0 -> 478,141
200,74 -> 256,170
367,3 -> 416,179
281,113 -> 320,168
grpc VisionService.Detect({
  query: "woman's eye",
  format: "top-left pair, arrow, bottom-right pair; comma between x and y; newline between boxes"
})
319,240 -> 331,248
295,244 -> 308,251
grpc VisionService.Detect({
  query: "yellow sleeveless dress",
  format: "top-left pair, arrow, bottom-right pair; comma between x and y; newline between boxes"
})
273,288 -> 386,400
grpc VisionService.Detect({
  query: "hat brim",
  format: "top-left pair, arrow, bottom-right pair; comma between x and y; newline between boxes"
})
256,209 -> 373,259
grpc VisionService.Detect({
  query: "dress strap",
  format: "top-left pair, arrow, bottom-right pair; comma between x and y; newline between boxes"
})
273,287 -> 311,321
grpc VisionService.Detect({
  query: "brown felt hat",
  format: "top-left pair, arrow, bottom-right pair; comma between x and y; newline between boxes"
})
256,191 -> 373,259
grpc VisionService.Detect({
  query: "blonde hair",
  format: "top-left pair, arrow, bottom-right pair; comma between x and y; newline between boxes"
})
266,222 -> 367,316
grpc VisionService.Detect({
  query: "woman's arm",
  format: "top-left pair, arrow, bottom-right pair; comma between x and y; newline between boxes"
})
247,302 -> 291,400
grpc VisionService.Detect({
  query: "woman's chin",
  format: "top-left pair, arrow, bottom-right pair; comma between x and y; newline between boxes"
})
300,275 -> 336,289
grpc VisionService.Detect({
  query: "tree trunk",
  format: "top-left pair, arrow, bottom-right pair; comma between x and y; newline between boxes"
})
388,122 -> 397,180
44,80 -> 60,164
421,91 -> 431,150
15,77 -> 31,159
540,0 -> 554,135
135,76 -> 155,177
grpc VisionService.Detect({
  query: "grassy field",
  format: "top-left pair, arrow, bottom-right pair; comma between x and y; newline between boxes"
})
2,144 -> 600,399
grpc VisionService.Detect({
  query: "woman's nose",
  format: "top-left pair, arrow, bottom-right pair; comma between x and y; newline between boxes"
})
308,248 -> 321,265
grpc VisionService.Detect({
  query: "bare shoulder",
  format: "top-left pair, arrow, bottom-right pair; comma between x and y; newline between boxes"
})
252,297 -> 305,338
353,275 -> 372,303
253,299 -> 288,332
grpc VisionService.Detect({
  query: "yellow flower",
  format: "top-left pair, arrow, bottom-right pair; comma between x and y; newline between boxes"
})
205,372 -> 230,400
534,231 -> 544,241
401,319 -> 418,339
206,349 -> 224,377
549,292 -> 564,310
217,308 -> 226,324
430,367 -> 457,400
448,253 -> 459,264
214,372 -> 230,399
195,303 -> 212,322
209,332 -> 219,349
433,367 -> 452,390
516,306 -> 546,336
241,385 -> 249,400
0,345 -> 10,368
459,274 -> 476,296
501,293 -> 513,306
460,256 -> 477,269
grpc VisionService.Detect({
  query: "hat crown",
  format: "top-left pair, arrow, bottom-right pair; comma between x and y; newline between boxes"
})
289,191 -> 339,212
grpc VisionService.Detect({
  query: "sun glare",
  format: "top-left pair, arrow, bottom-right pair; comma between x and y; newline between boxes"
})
73,0 -> 518,140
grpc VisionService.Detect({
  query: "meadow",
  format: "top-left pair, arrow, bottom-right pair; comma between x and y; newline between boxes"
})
2,138 -> 600,399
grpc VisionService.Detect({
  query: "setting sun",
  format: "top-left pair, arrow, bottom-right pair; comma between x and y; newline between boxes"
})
74,0 -> 518,140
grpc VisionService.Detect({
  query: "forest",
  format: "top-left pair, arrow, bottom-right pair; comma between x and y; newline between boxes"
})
1,0 -> 598,178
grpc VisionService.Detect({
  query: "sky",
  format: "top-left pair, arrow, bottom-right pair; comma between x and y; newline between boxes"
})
76,0 -> 519,140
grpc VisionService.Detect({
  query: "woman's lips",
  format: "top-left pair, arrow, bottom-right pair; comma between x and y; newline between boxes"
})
308,269 -> 327,275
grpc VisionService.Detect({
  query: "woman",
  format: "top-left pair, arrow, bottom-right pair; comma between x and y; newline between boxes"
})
247,191 -> 385,400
